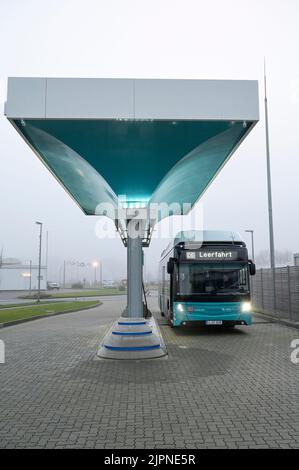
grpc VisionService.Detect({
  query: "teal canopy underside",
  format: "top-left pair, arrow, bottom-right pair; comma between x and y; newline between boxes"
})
14,119 -> 253,219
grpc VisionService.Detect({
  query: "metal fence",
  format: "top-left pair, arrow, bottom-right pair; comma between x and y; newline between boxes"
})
252,266 -> 299,322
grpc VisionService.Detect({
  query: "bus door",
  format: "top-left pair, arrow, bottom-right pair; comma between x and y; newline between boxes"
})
162,266 -> 166,314
169,264 -> 178,318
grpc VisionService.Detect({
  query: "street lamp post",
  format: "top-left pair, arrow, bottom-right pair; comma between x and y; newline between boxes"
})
100,261 -> 103,287
36,222 -> 43,303
245,230 -> 255,261
29,260 -> 32,295
63,260 -> 66,288
92,261 -> 99,287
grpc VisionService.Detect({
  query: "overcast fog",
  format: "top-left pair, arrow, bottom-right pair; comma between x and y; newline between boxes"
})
0,0 -> 298,284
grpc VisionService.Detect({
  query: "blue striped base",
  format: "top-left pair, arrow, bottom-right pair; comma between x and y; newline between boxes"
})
118,321 -> 147,326
104,344 -> 160,351
112,331 -> 152,336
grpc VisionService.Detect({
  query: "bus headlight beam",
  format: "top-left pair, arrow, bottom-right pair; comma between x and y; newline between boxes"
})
241,301 -> 252,312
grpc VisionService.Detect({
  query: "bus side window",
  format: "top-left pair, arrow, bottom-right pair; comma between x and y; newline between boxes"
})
238,267 -> 246,285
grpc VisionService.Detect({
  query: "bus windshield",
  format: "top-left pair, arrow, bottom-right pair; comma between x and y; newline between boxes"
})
177,263 -> 249,296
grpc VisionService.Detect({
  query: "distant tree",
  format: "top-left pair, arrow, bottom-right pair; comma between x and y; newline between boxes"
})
71,282 -> 84,289
255,250 -> 270,268
275,250 -> 293,266
255,250 -> 293,268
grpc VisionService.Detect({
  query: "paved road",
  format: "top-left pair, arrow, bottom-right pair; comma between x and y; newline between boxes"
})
0,296 -> 298,449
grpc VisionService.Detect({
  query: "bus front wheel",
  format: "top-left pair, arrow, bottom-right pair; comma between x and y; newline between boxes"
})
167,314 -> 175,328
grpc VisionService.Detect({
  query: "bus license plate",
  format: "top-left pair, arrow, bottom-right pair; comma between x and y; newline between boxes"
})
206,320 -> 223,325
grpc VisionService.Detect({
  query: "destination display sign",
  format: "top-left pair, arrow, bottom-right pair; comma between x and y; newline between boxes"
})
185,250 -> 239,260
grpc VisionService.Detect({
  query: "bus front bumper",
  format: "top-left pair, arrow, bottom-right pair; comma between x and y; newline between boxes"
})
179,319 -> 249,327
173,302 -> 252,327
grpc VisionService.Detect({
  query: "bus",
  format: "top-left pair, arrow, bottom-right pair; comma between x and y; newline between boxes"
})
158,230 -> 256,327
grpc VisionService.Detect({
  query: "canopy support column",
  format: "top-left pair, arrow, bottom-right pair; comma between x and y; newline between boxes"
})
127,234 -> 143,318
97,228 -> 166,358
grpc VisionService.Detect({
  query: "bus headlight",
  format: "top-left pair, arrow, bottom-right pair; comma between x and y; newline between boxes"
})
177,303 -> 184,312
241,301 -> 251,312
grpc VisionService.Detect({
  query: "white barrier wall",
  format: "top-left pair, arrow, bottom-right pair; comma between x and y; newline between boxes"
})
0,265 -> 46,291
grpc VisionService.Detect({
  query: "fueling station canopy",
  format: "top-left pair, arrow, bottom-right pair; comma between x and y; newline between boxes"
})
5,78 -> 259,244
5,77 -> 259,356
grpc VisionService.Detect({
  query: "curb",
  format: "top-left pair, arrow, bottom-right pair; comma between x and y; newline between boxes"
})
254,310 -> 299,330
18,293 -> 126,300
0,301 -> 102,329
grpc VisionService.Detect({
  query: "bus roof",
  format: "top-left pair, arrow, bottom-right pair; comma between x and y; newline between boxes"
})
161,230 -> 244,258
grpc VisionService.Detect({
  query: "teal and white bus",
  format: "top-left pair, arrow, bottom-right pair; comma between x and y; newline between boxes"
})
159,231 -> 256,327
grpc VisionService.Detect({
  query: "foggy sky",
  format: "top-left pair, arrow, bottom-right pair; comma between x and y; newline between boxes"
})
0,0 -> 298,282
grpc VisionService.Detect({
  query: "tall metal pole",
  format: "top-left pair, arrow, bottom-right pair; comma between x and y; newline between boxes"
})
264,59 -> 275,269
264,59 -> 276,312
36,222 -> 43,303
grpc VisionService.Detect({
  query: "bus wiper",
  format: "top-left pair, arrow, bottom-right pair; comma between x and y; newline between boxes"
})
216,291 -> 239,295
216,291 -> 249,295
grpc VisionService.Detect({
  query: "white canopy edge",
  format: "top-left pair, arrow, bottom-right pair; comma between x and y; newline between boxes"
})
5,77 -> 259,121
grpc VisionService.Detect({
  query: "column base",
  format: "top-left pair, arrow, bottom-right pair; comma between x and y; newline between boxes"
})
97,316 -> 167,360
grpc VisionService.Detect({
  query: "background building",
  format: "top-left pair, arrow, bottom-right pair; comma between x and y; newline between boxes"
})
0,258 -> 46,291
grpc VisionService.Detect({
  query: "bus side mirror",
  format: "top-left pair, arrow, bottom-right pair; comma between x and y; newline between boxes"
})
249,262 -> 256,276
167,257 -> 176,274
